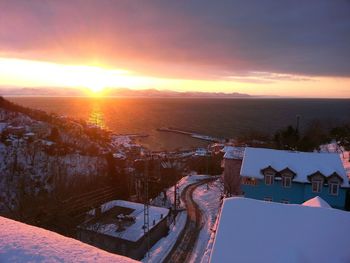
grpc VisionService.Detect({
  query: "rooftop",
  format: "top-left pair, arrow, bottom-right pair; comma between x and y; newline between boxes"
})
80,200 -> 169,242
240,147 -> 349,187
210,197 -> 350,263
223,146 -> 245,160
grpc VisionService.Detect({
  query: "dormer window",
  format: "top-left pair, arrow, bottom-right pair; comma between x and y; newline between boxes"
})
278,168 -> 296,188
308,171 -> 326,194
282,176 -> 292,188
265,174 -> 274,185
312,180 -> 322,193
329,183 -> 339,196
327,172 -> 343,196
261,166 -> 277,186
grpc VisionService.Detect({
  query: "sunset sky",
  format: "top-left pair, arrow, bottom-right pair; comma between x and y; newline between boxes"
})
0,0 -> 349,98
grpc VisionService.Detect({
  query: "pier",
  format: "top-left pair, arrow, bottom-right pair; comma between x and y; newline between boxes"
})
157,127 -> 224,143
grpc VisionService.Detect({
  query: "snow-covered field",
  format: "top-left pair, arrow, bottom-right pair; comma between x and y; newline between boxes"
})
211,197 -> 350,263
143,174 -> 214,263
0,216 -> 137,263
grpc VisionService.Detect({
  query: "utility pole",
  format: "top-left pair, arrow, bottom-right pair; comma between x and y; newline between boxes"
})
143,152 -> 150,259
296,114 -> 300,133
173,160 -> 180,225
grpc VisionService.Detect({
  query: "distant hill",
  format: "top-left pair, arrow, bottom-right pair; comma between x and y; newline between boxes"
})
0,87 -> 257,98
106,88 -> 253,98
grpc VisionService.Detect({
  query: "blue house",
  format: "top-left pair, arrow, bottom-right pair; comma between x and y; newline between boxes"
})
238,147 -> 349,209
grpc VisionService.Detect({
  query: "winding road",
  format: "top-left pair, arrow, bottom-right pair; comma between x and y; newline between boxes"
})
165,178 -> 215,263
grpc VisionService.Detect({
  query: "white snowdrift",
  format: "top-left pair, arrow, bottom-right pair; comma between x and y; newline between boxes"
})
302,196 -> 332,208
0,216 -> 137,263
211,197 -> 350,263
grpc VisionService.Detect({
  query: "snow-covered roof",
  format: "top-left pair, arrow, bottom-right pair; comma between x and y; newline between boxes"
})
210,197 -> 350,263
318,141 -> 345,154
302,196 -> 331,208
223,146 -> 245,160
82,200 -> 169,242
0,122 -> 7,132
194,148 -> 209,156
0,216 -> 137,263
221,145 -> 234,153
240,147 -> 349,187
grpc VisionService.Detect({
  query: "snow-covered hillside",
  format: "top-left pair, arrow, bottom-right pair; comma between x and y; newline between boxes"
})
0,97 -> 138,214
0,216 -> 137,262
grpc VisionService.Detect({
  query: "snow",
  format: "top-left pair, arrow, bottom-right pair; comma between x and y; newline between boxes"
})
0,216 -> 137,263
195,148 -> 209,156
142,211 -> 187,263
0,122 -> 7,132
318,141 -> 345,154
318,141 -> 350,180
190,179 -> 222,263
210,197 -> 350,263
83,200 -> 169,242
143,174 -> 213,262
111,135 -> 133,148
223,146 -> 245,160
241,147 -> 349,187
302,196 -> 332,208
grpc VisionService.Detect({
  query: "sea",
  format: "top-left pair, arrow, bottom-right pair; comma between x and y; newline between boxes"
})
6,97 -> 350,151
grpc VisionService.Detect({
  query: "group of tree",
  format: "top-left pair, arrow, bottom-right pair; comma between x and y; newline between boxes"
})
274,120 -> 350,151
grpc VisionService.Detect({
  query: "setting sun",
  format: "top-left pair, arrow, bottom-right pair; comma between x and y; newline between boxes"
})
0,57 -> 133,96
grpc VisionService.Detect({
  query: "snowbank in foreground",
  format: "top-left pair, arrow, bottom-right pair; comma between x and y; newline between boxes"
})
211,197 -> 350,263
0,216 -> 137,263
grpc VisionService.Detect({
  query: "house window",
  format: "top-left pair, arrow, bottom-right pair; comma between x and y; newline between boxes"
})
281,199 -> 289,204
282,177 -> 292,188
264,197 -> 273,202
329,183 -> 339,196
242,177 -> 258,186
265,174 -> 274,185
312,180 -> 322,193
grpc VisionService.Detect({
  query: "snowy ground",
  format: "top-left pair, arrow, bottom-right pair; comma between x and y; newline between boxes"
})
190,179 -> 223,263
142,174 -> 213,263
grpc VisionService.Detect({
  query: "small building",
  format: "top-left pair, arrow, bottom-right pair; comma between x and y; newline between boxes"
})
77,200 -> 169,260
224,147 -> 349,209
210,197 -> 350,263
222,146 -> 245,196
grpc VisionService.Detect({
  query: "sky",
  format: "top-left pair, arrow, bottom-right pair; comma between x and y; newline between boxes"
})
0,0 -> 349,98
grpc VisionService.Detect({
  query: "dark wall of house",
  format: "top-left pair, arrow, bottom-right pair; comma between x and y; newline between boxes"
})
77,214 -> 169,260
223,159 -> 242,196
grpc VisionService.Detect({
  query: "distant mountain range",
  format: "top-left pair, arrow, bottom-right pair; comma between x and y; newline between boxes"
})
0,87 -> 269,98
106,88 -> 254,98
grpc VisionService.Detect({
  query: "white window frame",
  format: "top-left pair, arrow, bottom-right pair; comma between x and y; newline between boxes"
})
282,176 -> 292,188
265,174 -> 274,185
264,197 -> 273,202
329,183 -> 339,196
312,180 -> 322,193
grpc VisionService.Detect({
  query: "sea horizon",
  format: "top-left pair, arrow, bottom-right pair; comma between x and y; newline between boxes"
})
7,96 -> 350,151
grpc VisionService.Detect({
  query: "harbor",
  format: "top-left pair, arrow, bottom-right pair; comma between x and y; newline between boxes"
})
157,127 -> 224,143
